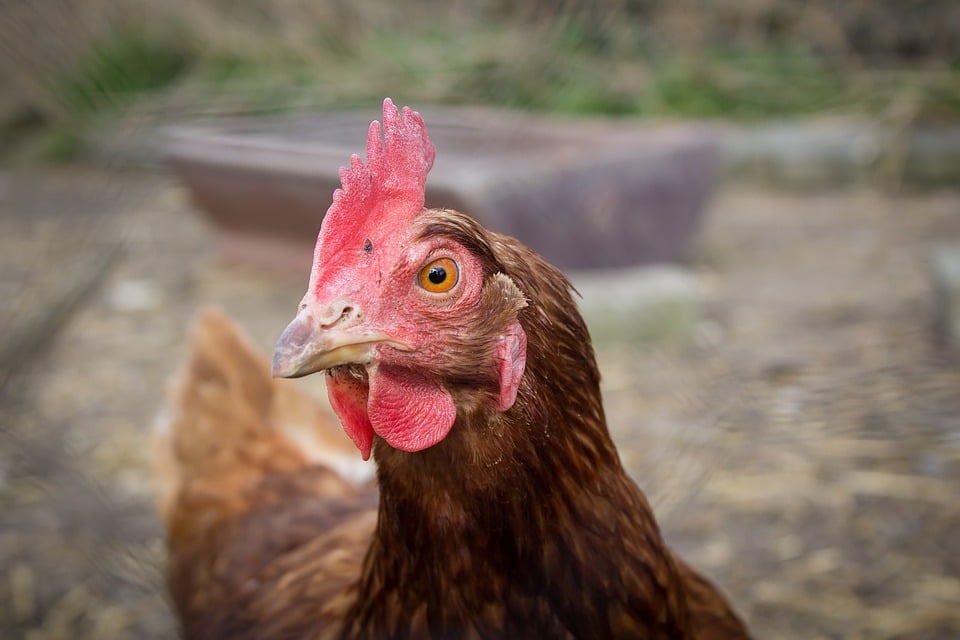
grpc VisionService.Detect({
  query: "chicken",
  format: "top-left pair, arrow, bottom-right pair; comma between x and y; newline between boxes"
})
156,98 -> 750,639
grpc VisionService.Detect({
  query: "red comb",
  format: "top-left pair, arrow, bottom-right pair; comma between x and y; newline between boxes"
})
319,98 -> 436,247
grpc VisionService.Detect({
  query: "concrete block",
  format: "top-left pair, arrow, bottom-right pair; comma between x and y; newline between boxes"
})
932,246 -> 960,348
164,106 -> 717,272
571,265 -> 700,345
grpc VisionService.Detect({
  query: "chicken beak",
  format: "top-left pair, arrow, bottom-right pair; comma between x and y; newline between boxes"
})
271,309 -> 409,379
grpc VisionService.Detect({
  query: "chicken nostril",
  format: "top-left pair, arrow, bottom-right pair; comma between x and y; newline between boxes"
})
317,300 -> 361,329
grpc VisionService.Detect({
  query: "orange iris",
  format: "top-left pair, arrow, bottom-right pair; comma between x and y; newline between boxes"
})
418,258 -> 459,293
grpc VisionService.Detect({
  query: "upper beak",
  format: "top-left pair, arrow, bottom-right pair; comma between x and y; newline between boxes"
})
271,308 -> 407,379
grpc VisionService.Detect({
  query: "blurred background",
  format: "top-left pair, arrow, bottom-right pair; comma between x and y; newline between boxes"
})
2,1 -> 959,638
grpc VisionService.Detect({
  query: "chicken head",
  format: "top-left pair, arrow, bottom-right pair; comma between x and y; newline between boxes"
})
273,99 -> 527,461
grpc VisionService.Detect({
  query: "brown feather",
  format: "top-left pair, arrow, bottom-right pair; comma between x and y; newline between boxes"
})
157,214 -> 750,638
154,309 -> 376,638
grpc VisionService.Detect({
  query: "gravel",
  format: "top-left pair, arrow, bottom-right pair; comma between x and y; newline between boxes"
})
2,168 -> 959,639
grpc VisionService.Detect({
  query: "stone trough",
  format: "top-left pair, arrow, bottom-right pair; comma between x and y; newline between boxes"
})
163,105 -> 718,272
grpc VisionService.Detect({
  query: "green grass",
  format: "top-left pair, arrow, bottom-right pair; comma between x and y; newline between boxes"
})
37,126 -> 84,163
51,32 -> 194,115
33,17 -> 960,122
38,28 -> 960,123
4,30 -> 195,162
5,9 -> 958,165
636,50 -> 850,119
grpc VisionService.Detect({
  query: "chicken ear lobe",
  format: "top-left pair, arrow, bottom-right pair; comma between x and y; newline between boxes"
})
496,319 -> 527,411
480,272 -> 528,412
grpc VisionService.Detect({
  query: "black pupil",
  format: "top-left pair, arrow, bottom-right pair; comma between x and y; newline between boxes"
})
363,239 -> 373,253
428,266 -> 447,285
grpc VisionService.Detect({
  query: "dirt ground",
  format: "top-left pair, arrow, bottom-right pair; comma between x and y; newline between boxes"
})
1,168 -> 958,639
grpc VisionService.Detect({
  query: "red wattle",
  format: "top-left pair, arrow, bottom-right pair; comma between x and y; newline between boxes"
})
325,373 -> 374,460
368,365 -> 456,453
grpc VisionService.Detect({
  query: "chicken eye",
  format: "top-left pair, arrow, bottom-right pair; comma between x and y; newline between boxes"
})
418,258 -> 459,293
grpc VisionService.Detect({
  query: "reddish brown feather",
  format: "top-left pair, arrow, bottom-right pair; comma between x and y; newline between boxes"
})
157,215 -> 750,638
154,309 -> 376,638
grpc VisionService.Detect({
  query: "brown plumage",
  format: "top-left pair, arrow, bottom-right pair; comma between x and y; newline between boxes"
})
155,100 -> 750,638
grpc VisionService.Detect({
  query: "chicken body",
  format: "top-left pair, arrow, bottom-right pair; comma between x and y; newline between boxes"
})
156,100 -> 750,639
